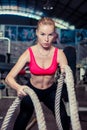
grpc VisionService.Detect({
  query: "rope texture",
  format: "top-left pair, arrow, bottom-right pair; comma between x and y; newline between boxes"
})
1,65 -> 82,130
24,87 -> 47,130
65,65 -> 82,130
1,97 -> 21,130
55,74 -> 64,130
1,87 -> 47,130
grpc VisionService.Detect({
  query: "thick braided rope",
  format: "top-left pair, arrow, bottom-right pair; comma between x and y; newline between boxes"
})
24,87 -> 47,130
65,65 -> 82,130
55,74 -> 64,130
1,87 -> 47,130
1,97 -> 21,130
1,65 -> 82,130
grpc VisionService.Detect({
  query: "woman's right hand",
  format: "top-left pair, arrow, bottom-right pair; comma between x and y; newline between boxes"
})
17,85 -> 28,97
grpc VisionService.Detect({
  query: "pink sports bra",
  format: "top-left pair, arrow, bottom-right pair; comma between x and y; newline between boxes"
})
28,47 -> 58,75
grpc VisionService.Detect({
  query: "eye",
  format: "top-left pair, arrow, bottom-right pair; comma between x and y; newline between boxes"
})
41,33 -> 45,36
49,33 -> 54,36
49,34 -> 53,36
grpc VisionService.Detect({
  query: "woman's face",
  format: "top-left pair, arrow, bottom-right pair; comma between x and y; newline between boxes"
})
36,24 -> 55,48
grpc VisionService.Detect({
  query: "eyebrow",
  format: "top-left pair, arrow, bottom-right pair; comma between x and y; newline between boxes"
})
40,31 -> 55,35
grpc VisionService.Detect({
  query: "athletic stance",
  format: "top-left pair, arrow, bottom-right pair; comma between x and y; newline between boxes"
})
5,17 -> 70,130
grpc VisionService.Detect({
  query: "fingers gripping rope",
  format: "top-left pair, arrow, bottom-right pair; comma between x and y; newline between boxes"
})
1,87 -> 47,130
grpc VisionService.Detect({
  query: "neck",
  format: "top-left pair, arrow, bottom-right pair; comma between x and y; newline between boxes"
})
37,45 -> 51,57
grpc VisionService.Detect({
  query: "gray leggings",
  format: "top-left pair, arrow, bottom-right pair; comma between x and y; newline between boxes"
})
13,81 -> 70,130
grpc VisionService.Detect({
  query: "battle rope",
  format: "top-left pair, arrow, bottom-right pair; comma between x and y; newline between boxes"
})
55,73 -> 64,130
55,65 -> 82,130
1,97 -> 21,130
65,65 -> 82,130
1,65 -> 82,130
1,87 -> 47,130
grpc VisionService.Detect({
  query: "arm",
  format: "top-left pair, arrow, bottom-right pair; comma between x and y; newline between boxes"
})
5,49 -> 30,97
58,49 -> 68,73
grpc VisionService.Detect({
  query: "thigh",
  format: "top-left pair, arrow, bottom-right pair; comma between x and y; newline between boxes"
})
44,96 -> 70,130
13,96 -> 34,130
20,95 -> 34,111
43,86 -> 70,130
60,101 -> 70,130
43,88 -> 56,114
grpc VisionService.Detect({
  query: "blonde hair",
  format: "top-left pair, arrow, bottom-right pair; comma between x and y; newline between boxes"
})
37,17 -> 55,30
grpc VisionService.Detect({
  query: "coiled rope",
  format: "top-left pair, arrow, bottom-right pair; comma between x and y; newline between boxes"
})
1,87 -> 47,130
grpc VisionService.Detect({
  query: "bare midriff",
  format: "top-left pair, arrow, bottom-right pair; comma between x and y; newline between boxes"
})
30,74 -> 55,89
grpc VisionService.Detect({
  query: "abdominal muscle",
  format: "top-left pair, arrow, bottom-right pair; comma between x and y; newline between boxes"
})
30,74 -> 55,89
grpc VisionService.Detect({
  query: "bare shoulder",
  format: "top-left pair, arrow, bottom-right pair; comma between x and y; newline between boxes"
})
58,48 -> 63,52
57,48 -> 68,65
21,49 -> 29,58
30,45 -> 37,49
58,48 -> 64,56
29,45 -> 37,52
17,49 -> 30,64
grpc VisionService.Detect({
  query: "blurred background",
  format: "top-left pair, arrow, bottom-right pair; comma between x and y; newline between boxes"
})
0,0 -> 87,130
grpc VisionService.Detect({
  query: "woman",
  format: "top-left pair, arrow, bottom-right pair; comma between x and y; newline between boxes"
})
5,17 -> 70,130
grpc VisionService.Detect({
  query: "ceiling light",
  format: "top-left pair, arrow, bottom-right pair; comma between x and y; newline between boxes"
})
43,6 -> 53,10
43,0 -> 53,10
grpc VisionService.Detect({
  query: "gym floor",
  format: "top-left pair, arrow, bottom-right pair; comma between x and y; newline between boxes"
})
0,84 -> 87,130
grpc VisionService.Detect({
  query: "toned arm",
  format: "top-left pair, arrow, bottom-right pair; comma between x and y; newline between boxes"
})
58,49 -> 68,73
5,49 -> 30,96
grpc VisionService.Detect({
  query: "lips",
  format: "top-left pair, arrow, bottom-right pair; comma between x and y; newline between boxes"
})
44,43 -> 49,46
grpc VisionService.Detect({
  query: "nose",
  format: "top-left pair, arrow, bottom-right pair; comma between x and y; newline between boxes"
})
45,36 -> 49,42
